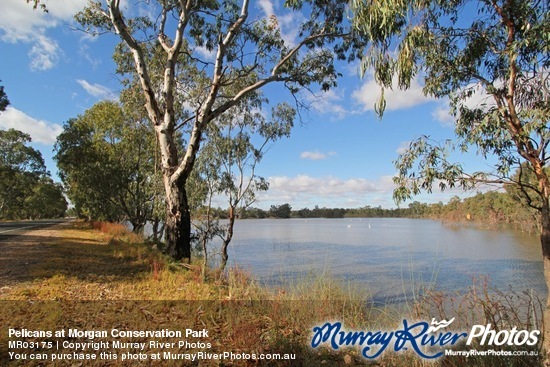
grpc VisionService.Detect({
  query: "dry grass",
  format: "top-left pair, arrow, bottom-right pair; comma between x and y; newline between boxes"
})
0,221 -> 544,366
1,221 -> 218,301
0,220 -> 372,366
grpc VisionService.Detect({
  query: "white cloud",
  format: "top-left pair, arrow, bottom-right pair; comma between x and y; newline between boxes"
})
28,35 -> 61,71
194,45 -> 216,61
78,44 -> 102,69
431,84 -> 498,126
431,102 -> 454,126
259,174 -> 396,207
277,12 -> 306,47
0,107 -> 62,144
352,72 -> 434,112
0,0 -> 52,43
300,150 -> 336,160
77,79 -> 116,100
343,60 -> 362,78
0,0 -> 87,70
306,89 -> 349,120
460,83 -> 497,110
41,0 -> 90,21
253,174 -> 500,210
258,0 -> 275,17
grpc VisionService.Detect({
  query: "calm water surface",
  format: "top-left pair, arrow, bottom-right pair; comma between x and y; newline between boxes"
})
217,218 -> 545,304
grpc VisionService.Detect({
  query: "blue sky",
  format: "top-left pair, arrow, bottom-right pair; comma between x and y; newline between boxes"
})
0,0 -> 497,210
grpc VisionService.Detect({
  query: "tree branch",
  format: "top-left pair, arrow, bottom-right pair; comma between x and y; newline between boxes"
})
108,0 -> 162,125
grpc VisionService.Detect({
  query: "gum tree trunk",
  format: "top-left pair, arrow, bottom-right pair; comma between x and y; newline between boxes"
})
219,207 -> 236,273
151,216 -> 164,243
163,174 -> 191,261
530,165 -> 550,360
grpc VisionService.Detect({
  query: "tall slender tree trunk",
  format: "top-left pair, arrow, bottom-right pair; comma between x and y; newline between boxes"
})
151,216 -> 164,243
532,167 -> 550,360
219,207 -> 235,273
163,174 -> 191,262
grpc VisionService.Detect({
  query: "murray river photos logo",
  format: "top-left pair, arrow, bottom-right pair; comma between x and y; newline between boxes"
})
310,318 -> 540,359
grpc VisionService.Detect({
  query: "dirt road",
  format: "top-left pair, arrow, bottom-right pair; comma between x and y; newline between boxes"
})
0,219 -> 72,289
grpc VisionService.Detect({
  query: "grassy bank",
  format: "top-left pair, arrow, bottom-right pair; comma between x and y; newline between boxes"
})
0,221 -> 544,366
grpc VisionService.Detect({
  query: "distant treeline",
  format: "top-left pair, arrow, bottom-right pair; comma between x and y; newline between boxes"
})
416,192 -> 539,234
204,191 -> 539,234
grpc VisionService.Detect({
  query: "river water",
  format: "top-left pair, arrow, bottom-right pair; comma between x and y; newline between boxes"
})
214,218 -> 545,304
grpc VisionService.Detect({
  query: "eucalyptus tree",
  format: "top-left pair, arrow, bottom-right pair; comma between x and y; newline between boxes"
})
74,0 -> 364,262
200,100 -> 294,273
0,129 -> 45,218
24,177 -> 67,219
352,0 -> 550,346
0,129 -> 66,219
0,86 -> 66,219
269,203 -> 292,218
55,101 -> 158,232
119,83 -> 171,240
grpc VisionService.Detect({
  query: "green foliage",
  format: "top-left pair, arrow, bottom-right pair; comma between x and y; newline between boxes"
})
54,101 -> 159,231
0,80 -> 9,113
505,163 -> 550,211
194,97 -> 295,271
0,129 -> 46,218
393,136 -> 485,203
200,100 -> 295,213
269,203 -> 292,218
234,204 -> 408,219
421,190 -> 539,233
75,0 -> 365,129
0,129 -> 45,175
352,0 -> 550,218
242,207 -> 267,219
24,178 -> 67,219
74,0 -> 367,259
0,129 -> 66,219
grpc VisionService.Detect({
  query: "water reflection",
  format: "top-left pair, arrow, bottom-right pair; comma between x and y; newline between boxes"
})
212,218 -> 546,304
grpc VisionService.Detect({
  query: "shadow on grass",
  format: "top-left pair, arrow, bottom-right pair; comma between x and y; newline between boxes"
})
0,224 -> 150,288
